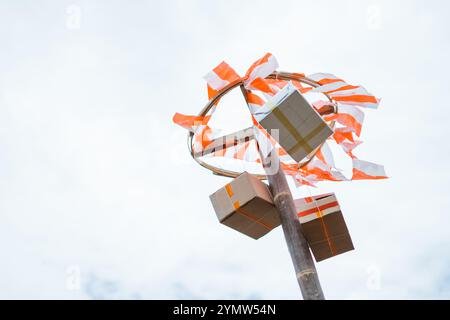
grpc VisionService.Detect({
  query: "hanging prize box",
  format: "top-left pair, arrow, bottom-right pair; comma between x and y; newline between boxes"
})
254,82 -> 333,163
209,172 -> 280,239
294,193 -> 354,262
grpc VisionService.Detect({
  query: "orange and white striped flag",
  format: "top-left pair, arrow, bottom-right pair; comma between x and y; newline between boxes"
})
204,61 -> 240,100
172,113 -> 210,132
329,86 -> 380,109
244,53 -> 279,95
310,73 -> 380,109
303,158 -> 348,182
246,91 -> 265,114
352,159 -> 388,180
323,104 -> 365,136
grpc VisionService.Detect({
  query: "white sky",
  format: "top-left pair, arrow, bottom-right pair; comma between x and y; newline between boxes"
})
0,0 -> 449,299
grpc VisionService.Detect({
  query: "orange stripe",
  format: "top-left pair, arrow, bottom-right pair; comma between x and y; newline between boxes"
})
315,148 -> 326,164
352,168 -> 387,180
172,113 -> 209,129
225,183 -> 234,197
297,201 -> 339,217
265,78 -> 288,89
245,53 -> 272,77
291,72 -> 305,78
304,197 -> 314,203
247,91 -> 265,106
234,203 -> 273,231
248,77 -> 273,94
333,95 -> 378,103
323,84 -> 359,95
213,61 -> 240,82
317,78 -> 342,85
317,209 -> 336,256
333,129 -> 354,143
292,80 -> 313,93
207,84 -> 218,100
328,113 -> 362,137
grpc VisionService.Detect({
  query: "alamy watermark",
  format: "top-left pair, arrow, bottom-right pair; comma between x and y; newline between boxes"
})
66,4 -> 82,30
366,264 -> 381,291
366,4 -> 382,30
66,265 -> 81,291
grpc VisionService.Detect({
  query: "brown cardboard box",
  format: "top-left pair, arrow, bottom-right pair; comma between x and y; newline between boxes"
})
209,172 -> 280,239
295,193 -> 354,262
256,83 -> 333,163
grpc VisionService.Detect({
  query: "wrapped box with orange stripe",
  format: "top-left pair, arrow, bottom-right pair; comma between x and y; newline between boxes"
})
209,172 -> 280,239
295,193 -> 354,262
254,82 -> 333,163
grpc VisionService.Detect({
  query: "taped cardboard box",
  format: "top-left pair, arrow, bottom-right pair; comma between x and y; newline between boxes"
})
254,82 -> 333,163
209,172 -> 280,239
295,193 -> 354,262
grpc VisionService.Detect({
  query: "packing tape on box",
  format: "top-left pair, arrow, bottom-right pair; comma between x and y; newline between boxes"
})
225,183 -> 274,231
316,208 -> 336,256
298,201 -> 338,256
270,107 -> 326,156
289,122 -> 328,156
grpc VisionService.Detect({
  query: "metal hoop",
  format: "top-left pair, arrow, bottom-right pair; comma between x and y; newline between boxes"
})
188,71 -> 337,179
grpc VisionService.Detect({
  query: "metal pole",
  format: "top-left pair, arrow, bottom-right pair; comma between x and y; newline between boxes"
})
239,85 -> 325,300
263,151 -> 325,300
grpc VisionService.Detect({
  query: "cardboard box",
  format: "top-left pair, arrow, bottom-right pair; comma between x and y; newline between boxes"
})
209,172 -> 280,239
254,83 -> 333,163
294,193 -> 354,262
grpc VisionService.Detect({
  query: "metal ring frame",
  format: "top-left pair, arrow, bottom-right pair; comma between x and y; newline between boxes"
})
187,71 -> 338,179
